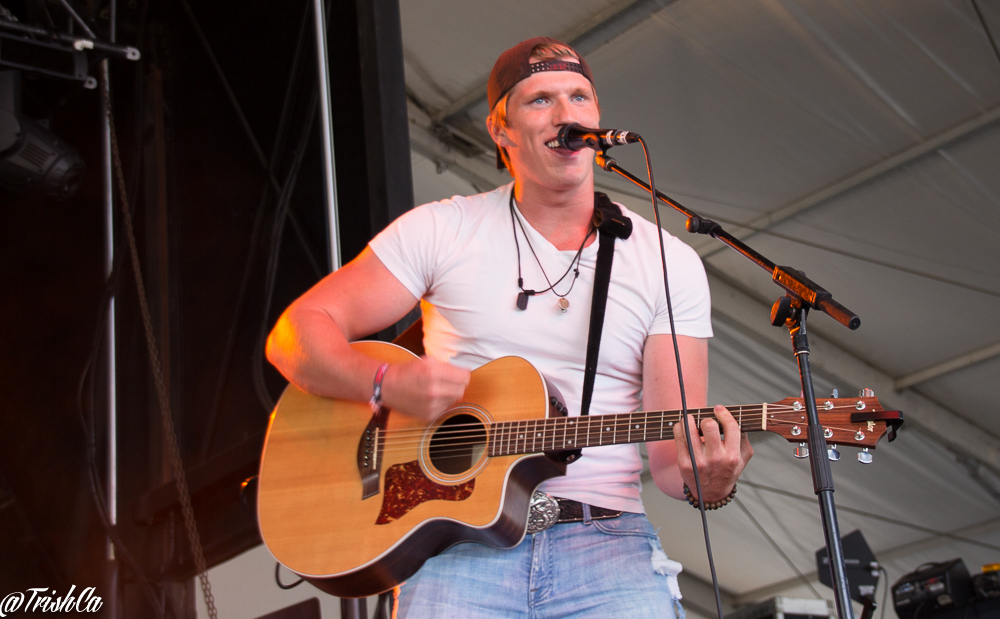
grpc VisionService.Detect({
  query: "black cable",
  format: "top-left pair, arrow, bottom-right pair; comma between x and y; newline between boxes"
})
275,562 -> 305,590
198,0 -> 314,461
74,42 -> 167,614
77,293 -> 166,618
180,0 -> 330,416
85,442 -> 166,617
252,90 -> 320,412
740,480 -> 1000,552
179,0 -> 268,177
637,136 -> 726,619
971,0 -> 1000,70
248,0 -> 339,414
55,0 -> 94,38
179,0 -> 324,279
509,192 -> 591,301
733,497 -> 824,598
71,3 -> 166,613
75,189 -> 166,618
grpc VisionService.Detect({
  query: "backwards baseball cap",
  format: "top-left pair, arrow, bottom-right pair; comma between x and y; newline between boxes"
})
487,36 -> 594,111
487,37 -> 595,169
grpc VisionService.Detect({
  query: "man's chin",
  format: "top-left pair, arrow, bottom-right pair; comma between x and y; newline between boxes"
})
510,156 -> 595,192
535,169 -> 595,194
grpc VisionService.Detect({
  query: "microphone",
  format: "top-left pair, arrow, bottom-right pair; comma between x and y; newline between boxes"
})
546,123 -> 641,151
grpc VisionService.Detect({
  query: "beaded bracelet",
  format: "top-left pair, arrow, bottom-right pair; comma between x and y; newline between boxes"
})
683,483 -> 737,510
370,363 -> 390,413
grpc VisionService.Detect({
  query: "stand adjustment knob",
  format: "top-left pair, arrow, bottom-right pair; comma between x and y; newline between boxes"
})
771,296 -> 794,326
859,388 -> 875,397
794,442 -> 809,459
858,448 -> 873,464
827,445 -> 841,461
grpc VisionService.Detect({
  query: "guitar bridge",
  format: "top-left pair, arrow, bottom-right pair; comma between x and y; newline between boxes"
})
357,407 -> 389,500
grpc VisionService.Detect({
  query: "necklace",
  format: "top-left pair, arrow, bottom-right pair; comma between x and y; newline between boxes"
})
509,192 -> 594,313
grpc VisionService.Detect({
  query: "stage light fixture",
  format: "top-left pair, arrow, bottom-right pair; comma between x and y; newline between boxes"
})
0,70 -> 85,198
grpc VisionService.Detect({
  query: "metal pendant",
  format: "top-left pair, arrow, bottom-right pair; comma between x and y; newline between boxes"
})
558,297 -> 570,313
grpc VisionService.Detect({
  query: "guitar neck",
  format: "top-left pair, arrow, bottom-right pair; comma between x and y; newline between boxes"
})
487,405 -> 766,457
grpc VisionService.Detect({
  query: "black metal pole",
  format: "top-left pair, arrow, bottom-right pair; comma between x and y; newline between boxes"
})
0,9 -> 140,58
341,597 -> 367,619
788,307 -> 855,619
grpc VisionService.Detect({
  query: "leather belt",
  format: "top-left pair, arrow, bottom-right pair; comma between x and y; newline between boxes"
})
526,491 -> 625,534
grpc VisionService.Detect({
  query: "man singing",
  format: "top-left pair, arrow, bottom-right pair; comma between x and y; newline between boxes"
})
267,36 -> 752,618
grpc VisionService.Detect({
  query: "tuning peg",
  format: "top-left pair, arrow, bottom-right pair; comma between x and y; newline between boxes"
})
827,445 -> 841,461
859,388 -> 874,397
794,442 -> 809,459
858,448 -> 873,464
831,388 -> 839,398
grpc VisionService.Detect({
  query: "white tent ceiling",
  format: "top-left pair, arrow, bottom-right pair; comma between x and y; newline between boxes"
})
397,0 -> 1000,616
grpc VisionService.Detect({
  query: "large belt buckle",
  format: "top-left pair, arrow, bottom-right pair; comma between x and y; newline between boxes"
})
526,491 -> 560,534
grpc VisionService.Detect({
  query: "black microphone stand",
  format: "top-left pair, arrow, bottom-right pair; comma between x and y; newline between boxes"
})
594,152 -> 860,619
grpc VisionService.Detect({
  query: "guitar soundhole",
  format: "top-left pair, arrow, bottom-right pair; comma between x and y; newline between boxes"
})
429,413 -> 487,476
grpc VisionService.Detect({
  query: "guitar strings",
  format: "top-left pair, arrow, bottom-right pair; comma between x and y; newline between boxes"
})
373,416 -> 858,452
373,405 -> 764,440
362,404 -> 873,457
373,411 -> 875,461
370,404 -> 851,444
371,426 -> 866,458
373,416 -> 870,461
373,407 -> 751,448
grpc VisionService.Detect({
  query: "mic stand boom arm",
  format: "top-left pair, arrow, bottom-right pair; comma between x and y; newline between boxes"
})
595,152 -> 861,619
594,153 -> 859,330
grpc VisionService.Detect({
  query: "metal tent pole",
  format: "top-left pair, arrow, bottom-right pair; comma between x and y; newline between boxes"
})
312,0 -> 341,272
314,0 -> 359,615
101,1 -> 118,616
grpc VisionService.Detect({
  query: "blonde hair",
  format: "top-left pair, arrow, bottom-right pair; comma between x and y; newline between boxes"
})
488,43 -> 596,173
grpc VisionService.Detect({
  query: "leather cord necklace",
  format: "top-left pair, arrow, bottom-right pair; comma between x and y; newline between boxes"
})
509,191 -> 594,312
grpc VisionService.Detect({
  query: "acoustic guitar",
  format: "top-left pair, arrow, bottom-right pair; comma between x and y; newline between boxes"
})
257,340 -> 902,598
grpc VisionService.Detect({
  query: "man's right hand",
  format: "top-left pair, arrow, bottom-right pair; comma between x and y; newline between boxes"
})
380,357 -> 471,422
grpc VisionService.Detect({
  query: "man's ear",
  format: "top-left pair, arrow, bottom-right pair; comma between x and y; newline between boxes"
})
486,116 -> 510,148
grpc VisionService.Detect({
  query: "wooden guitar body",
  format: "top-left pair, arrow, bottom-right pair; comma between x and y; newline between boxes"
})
257,341 -> 567,598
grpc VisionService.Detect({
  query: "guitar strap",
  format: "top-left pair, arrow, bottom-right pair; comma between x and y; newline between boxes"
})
579,192 -> 632,418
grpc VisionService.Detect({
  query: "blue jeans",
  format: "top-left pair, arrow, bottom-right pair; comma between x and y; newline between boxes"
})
397,511 -> 686,619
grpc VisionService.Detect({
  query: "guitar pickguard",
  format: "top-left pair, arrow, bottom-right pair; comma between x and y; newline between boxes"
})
375,460 -> 474,525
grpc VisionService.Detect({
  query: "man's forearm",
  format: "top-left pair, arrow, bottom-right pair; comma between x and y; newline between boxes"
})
266,305 -> 382,402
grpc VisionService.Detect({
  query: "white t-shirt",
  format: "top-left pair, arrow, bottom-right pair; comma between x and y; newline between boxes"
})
369,182 -> 712,513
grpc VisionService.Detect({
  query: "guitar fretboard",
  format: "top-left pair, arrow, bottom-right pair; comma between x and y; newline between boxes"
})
486,406 -> 766,457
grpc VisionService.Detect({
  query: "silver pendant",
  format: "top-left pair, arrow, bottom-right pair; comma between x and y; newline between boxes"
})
558,298 -> 570,313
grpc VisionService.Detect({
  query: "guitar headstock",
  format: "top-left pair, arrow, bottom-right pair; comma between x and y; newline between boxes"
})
764,396 -> 903,452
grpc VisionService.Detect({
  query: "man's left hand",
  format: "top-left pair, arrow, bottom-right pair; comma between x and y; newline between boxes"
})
674,405 -> 753,502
